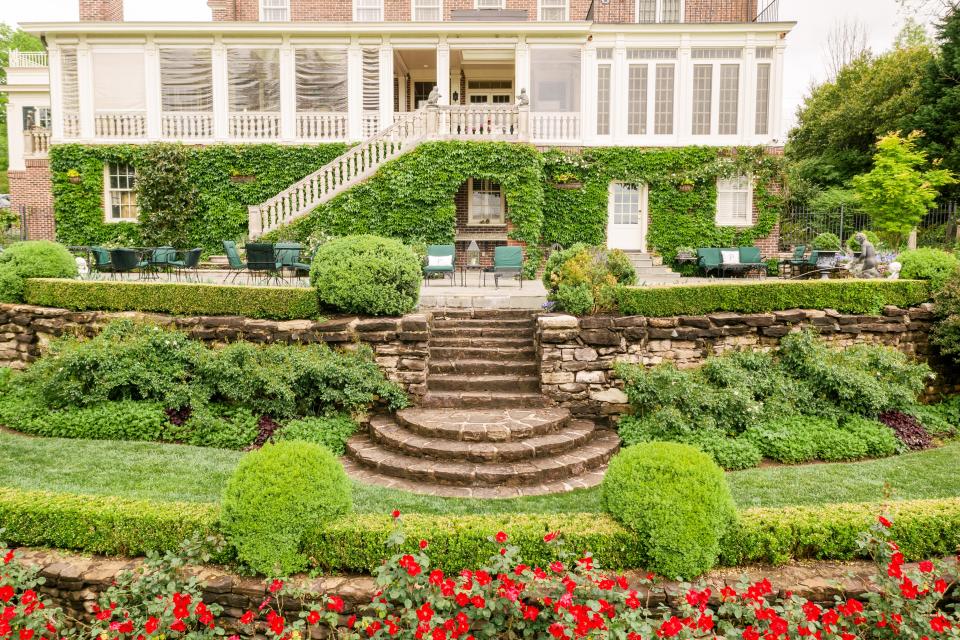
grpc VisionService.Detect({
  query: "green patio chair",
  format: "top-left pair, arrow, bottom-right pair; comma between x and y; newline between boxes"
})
245,243 -> 283,285
148,246 -> 177,277
493,245 -> 523,289
697,248 -> 722,277
737,246 -> 766,278
169,248 -> 202,282
90,246 -> 114,278
109,249 -> 147,279
788,245 -> 807,266
424,244 -> 456,286
276,242 -> 311,280
222,240 -> 247,283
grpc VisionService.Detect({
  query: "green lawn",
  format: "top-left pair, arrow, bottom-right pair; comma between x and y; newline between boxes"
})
3,431 -> 959,512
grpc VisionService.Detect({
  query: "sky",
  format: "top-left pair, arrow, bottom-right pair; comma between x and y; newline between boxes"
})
0,0 -> 935,140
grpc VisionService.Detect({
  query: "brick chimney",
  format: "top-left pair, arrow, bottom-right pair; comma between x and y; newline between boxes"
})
79,0 -> 124,21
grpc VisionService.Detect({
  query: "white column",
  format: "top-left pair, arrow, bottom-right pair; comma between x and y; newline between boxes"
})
612,36 -> 627,141
144,37 -> 162,140
77,40 -> 94,140
398,72 -> 408,112
677,34 -> 692,144
49,45 -> 65,142
280,38 -> 296,141
514,39 -> 530,100
743,41 -> 756,145
347,41 -> 364,140
212,38 -> 229,141
7,97 -> 25,171
379,43 -> 395,128
581,41 -> 597,145
771,41 -> 786,143
436,39 -> 450,106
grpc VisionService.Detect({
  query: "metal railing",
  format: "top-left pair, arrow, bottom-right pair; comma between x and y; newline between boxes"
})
754,0 -> 780,23
7,50 -> 48,68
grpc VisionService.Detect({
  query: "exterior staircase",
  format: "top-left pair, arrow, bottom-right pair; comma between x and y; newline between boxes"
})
342,310 -> 620,498
623,251 -> 683,283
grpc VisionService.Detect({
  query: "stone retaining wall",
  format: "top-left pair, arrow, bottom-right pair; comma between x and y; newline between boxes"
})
0,304 -> 431,401
536,305 -> 953,420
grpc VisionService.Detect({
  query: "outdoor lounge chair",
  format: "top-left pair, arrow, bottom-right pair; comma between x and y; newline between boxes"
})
493,246 -> 523,289
245,243 -> 283,285
697,248 -> 722,277
276,242 -> 311,280
169,248 -> 202,282
222,240 -> 247,283
424,244 -> 456,286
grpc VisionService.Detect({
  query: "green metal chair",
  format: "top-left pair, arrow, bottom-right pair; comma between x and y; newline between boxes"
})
245,243 -> 283,285
109,248 -> 147,279
169,248 -> 202,282
788,245 -> 807,266
424,244 -> 456,286
697,248 -> 722,277
493,245 -> 523,289
148,246 -> 177,278
737,246 -> 766,277
276,242 -> 311,280
90,246 -> 114,278
221,240 -> 247,283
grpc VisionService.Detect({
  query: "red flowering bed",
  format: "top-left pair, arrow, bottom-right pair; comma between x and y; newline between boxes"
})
2,513 -> 960,640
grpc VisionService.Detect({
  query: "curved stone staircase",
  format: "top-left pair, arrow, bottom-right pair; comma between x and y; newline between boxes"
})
343,311 -> 620,498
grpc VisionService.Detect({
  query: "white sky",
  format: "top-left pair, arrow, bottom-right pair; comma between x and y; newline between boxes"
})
0,0 -> 935,140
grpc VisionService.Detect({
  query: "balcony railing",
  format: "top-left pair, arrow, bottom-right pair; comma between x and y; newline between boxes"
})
162,112 -> 215,139
8,50 -> 48,68
95,111 -> 147,138
586,0 -> 782,23
229,112 -> 281,140
297,112 -> 349,141
754,0 -> 779,23
24,127 -> 51,158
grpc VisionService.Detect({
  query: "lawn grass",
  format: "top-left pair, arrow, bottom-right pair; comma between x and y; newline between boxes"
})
3,431 -> 959,512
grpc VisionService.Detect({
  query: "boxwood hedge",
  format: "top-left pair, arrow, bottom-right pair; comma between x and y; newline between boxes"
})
2,488 -> 959,574
23,278 -> 321,320
615,280 -> 931,317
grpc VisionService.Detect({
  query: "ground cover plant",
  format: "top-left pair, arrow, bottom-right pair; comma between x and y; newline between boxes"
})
615,331 -> 942,470
0,319 -> 405,452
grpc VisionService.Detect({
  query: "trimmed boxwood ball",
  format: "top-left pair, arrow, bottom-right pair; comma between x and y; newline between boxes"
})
0,241 -> 78,303
601,442 -> 737,578
220,441 -> 351,576
897,248 -> 960,291
310,235 -> 421,316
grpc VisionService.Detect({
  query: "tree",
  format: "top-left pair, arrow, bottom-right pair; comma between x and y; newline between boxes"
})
824,17 -> 870,79
852,131 -> 956,247
0,24 -> 44,125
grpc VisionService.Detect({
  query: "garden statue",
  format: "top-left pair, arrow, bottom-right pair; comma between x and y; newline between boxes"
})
517,88 -> 529,106
887,261 -> 902,280
75,256 -> 89,278
848,232 -> 881,279
426,86 -> 440,106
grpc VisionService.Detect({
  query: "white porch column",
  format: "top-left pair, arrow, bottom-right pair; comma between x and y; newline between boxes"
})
771,41 -> 786,142
347,40 -> 364,141
379,42 -> 395,128
144,37 -> 162,140
211,38 -> 229,141
514,39 -> 530,99
743,40 -> 757,144
436,39 -> 450,106
677,34 -> 692,143
612,36 -> 627,141
280,37 -> 296,141
49,45 -> 65,142
77,40 -> 94,141
7,97 -> 25,171
581,41 -> 597,145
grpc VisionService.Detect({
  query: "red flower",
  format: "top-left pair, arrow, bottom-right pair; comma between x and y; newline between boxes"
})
802,602 -> 822,622
267,610 -> 285,635
2,551 -> 12,565
347,615 -> 357,628
548,622 -> 568,639
544,531 -> 559,543
269,579 -> 284,593
471,595 -> 485,609
307,610 -> 321,625
879,516 -> 893,528
900,577 -> 919,600
455,593 -> 469,607
931,615 -> 953,633
169,620 -> 187,633
550,561 -> 565,573
327,595 -> 345,613
420,539 -> 429,550
743,626 -> 761,640
934,579 -> 948,594
495,531 -> 508,544
657,616 -> 683,638
697,615 -> 714,631
523,605 -> 539,621
721,585 -> 738,601
919,561 -> 934,573
392,510 -> 401,519
416,603 -> 434,623
19,630 -> 34,640
240,611 -> 255,625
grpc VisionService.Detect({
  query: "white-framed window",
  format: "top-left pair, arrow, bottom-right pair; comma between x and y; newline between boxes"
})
718,64 -> 740,135
468,179 -> 505,225
623,50 -> 676,137
539,0 -> 568,21
476,0 -> 504,7
691,51 -> 743,136
413,0 -> 442,20
105,163 -> 138,222
716,176 -> 753,227
627,65 -> 648,135
354,0 -> 384,21
637,0 -> 683,23
755,63 -> 772,136
597,64 -> 611,136
260,0 -> 290,21
610,183 -> 641,225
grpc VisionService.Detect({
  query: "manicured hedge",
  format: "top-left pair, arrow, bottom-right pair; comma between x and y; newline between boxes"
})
23,278 -> 321,320
3,488 -> 960,574
615,280 -> 931,317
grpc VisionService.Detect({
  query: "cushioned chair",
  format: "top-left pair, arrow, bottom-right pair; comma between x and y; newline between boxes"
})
276,242 -> 311,280
90,246 -> 114,278
424,244 -> 456,286
245,243 -> 283,285
109,248 -> 146,279
737,246 -> 766,277
493,246 -> 523,289
697,248 -> 722,277
787,245 -> 807,266
169,248 -> 202,282
148,246 -> 177,278
222,240 -> 246,283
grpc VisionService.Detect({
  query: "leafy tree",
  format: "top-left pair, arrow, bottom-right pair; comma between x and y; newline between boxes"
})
852,132 -> 956,246
0,24 -> 44,124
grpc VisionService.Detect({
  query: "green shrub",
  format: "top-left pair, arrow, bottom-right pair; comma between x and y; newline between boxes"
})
220,441 -> 351,576
816,428 -> 870,462
6,400 -> 170,442
310,235 -> 421,316
688,431 -> 763,470
0,242 -> 78,302
601,442 -> 737,578
176,406 -> 260,449
932,270 -> 960,365
840,416 -> 900,458
614,280 -> 930,317
812,233 -> 842,251
907,403 -> 958,440
275,414 -> 358,455
897,248 -> 960,291
543,244 -> 635,314
744,417 -> 824,464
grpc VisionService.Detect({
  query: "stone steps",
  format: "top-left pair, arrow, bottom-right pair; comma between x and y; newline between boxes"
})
431,326 -> 535,339
433,309 -> 537,320
430,336 -> 533,349
433,318 -> 535,330
429,373 -> 540,393
421,391 -> 550,409
429,359 -> 539,376
396,407 -> 572,441
430,345 -> 536,360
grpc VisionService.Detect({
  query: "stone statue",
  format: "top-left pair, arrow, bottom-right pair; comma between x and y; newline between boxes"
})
426,86 -> 440,106
848,232 -> 881,279
517,88 -> 529,106
887,261 -> 902,280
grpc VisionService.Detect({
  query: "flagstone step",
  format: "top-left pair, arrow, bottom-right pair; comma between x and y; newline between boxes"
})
420,391 -> 551,409
428,374 -> 540,393
432,310 -> 537,320
429,336 -> 533,349
429,346 -> 536,360
395,407 -> 572,442
428,359 -> 539,376
367,414 -> 596,462
430,326 -> 535,339
345,430 -> 620,488
432,318 -> 535,330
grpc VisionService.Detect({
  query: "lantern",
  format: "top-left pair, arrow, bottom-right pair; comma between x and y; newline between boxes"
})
467,240 -> 481,266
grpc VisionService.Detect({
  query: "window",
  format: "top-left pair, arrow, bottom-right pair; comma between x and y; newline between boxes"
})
654,64 -> 675,135
468,179 -> 505,225
718,64 -> 740,135
261,0 -> 289,21
477,0 -> 505,7
227,49 -> 280,112
539,0 -> 568,20
106,163 -> 138,221
692,64 -> 712,135
413,0 -> 442,20
160,48 -> 213,112
627,65 -> 648,135
362,48 -> 380,112
22,107 -> 51,130
692,48 -> 743,59
354,0 -> 384,21
755,63 -> 771,136
716,176 -> 752,226
637,0 -> 682,23
296,49 -> 348,113
597,64 -> 611,136
611,184 -> 641,225
530,48 -> 580,112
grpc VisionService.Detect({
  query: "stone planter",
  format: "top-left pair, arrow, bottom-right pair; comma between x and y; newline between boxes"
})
552,181 -> 583,190
230,175 -> 256,184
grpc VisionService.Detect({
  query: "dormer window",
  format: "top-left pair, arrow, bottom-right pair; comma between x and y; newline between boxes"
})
260,0 -> 290,21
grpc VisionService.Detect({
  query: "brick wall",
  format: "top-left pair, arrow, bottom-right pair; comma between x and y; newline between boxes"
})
7,159 -> 56,242
78,0 -> 124,21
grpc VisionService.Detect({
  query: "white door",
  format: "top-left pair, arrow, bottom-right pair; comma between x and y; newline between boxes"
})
607,182 -> 647,251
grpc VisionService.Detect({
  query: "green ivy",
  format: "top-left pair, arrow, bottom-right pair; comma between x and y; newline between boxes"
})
48,143 -> 348,252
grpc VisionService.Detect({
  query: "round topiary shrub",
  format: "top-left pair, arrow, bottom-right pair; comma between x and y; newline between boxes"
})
0,241 -> 78,303
220,441 -> 352,576
600,442 -> 737,578
811,233 -> 842,251
896,248 -> 960,291
310,235 -> 421,316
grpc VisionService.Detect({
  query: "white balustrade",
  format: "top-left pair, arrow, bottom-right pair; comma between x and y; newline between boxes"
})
296,112 -> 349,141
362,111 -> 381,138
229,112 -> 282,140
94,111 -> 147,138
62,113 -> 81,139
530,112 -> 582,144
443,106 -> 520,139
24,128 -> 51,157
161,112 -> 214,140
8,50 -> 48,68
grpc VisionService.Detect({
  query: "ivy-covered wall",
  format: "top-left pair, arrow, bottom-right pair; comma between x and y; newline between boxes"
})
48,143 -> 348,252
